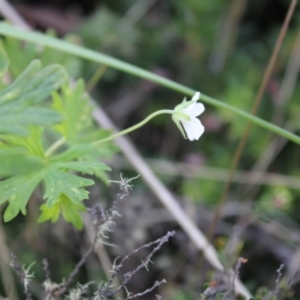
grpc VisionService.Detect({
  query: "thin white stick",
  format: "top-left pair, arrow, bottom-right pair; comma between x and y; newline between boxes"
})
0,0 -> 31,29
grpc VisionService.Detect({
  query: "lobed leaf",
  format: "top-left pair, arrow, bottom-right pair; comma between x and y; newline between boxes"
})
0,171 -> 44,221
1,126 -> 45,158
49,144 -> 98,162
0,127 -> 97,225
51,81 -> 118,182
53,161 -> 110,175
0,53 -> 114,227
43,166 -> 94,206
38,195 -> 86,229
0,149 -> 44,176
78,153 -> 112,182
0,57 -> 67,135
52,79 -> 96,144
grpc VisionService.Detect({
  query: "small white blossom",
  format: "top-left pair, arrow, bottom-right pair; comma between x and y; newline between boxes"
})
172,92 -> 205,141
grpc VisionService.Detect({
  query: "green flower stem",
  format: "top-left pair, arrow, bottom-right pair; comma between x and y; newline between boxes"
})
45,137 -> 66,157
94,110 -> 174,145
1,23 -> 300,145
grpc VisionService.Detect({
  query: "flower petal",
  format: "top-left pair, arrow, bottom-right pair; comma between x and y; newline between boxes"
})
193,103 -> 205,116
182,102 -> 205,118
182,118 -> 205,141
191,91 -> 201,102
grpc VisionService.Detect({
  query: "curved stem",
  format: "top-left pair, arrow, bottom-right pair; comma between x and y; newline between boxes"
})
1,23 -> 300,146
93,110 -> 174,145
45,137 -> 66,157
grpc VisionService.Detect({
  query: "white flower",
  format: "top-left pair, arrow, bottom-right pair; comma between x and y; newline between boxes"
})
172,92 -> 205,141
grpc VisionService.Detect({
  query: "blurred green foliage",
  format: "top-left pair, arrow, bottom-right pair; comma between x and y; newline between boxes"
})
1,0 -> 300,298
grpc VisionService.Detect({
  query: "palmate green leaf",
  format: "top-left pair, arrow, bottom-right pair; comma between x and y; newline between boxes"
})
38,194 -> 86,229
50,143 -> 112,182
52,81 -> 93,147
51,80 -> 117,149
38,202 -> 60,224
0,158 -> 94,224
0,128 -> 99,226
53,161 -> 110,175
0,149 -> 44,176
79,153 -> 111,182
0,127 -> 46,220
0,58 -> 67,135
41,161 -> 94,228
49,144 -> 98,162
0,57 -> 111,226
0,162 -> 94,224
0,107 -> 63,134
52,79 -> 95,144
0,170 -> 44,221
1,126 -> 45,158
43,166 -> 94,206
51,80 -> 118,182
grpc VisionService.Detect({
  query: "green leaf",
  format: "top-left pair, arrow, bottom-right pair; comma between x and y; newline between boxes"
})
0,149 -> 44,176
0,59 -> 67,135
43,165 -> 94,206
0,159 -> 92,223
53,161 -> 110,175
0,60 -> 65,105
1,126 -> 45,158
0,128 -> 46,220
0,161 -> 92,223
38,194 -> 86,229
60,195 -> 86,229
38,202 -> 60,223
49,144 -> 97,162
0,56 -> 113,226
79,153 -> 112,182
0,127 -> 93,225
51,80 -> 117,152
0,171 -> 44,221
51,81 -> 118,182
52,80 -> 95,144
0,107 -> 63,127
